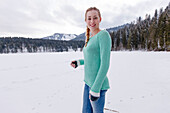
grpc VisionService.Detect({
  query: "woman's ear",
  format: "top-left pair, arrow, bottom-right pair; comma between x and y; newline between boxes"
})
85,19 -> 87,23
100,17 -> 102,22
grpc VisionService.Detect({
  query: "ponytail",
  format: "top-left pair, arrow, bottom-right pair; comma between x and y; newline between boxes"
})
85,26 -> 90,47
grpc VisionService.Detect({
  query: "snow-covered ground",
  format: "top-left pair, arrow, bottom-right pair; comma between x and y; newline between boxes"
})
0,51 -> 170,113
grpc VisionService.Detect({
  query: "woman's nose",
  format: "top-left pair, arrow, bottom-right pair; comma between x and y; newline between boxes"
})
90,19 -> 94,23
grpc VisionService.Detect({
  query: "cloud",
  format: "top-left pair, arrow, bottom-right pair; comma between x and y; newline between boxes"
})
0,0 -> 54,37
0,0 -> 169,38
52,4 -> 85,27
100,0 -> 169,28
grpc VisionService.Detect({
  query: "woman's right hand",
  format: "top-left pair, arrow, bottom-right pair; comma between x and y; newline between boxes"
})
70,61 -> 78,68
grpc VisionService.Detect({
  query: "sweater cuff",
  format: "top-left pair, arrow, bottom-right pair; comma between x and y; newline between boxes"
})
77,60 -> 80,66
90,90 -> 100,97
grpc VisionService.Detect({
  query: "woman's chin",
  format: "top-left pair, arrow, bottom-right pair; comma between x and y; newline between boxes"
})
89,27 -> 97,31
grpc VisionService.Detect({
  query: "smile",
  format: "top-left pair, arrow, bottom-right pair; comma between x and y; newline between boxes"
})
90,24 -> 96,27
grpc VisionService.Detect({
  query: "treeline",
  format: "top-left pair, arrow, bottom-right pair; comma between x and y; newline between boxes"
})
0,37 -> 84,53
110,3 -> 170,51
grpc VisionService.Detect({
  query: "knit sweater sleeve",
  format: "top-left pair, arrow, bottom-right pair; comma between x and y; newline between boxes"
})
90,31 -> 111,94
77,59 -> 84,65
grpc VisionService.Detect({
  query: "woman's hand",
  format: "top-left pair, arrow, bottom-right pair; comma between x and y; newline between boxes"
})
89,94 -> 99,101
70,61 -> 78,68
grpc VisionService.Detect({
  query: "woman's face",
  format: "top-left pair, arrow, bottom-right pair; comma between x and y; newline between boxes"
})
85,10 -> 101,31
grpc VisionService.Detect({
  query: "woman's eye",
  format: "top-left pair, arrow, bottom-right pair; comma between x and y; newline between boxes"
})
87,17 -> 97,20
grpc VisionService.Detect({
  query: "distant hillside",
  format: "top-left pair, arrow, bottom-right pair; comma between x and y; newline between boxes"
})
71,24 -> 128,41
71,32 -> 86,41
106,23 -> 129,33
42,33 -> 77,41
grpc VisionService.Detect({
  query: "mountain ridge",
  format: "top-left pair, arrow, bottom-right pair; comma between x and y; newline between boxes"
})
42,24 -> 128,41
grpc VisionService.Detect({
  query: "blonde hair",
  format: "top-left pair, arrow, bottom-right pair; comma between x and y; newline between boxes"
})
84,7 -> 101,47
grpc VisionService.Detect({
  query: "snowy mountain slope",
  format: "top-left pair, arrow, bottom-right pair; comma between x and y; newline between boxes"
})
71,25 -> 126,41
42,25 -> 125,41
43,33 -> 77,41
0,52 -> 170,113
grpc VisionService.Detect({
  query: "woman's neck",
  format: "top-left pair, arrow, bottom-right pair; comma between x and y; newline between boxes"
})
90,28 -> 101,37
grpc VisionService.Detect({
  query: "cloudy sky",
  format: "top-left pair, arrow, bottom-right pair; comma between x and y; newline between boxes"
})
0,0 -> 169,38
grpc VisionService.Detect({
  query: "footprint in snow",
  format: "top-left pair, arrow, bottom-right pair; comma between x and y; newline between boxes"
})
32,107 -> 36,110
48,104 -> 52,107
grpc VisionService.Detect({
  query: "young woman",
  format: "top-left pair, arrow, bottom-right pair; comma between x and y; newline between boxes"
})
70,7 -> 111,113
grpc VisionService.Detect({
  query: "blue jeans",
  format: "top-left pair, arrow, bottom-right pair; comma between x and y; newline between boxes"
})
82,84 -> 107,113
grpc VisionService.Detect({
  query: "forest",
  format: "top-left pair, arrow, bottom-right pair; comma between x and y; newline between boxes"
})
0,37 -> 84,53
110,4 -> 169,51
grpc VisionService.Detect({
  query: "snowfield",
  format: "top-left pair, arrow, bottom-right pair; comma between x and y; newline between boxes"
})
0,51 -> 170,113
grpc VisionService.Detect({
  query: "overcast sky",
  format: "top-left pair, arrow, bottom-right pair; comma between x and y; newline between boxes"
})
0,0 -> 169,38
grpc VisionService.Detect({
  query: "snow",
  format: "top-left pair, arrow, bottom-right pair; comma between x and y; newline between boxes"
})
0,51 -> 170,113
62,34 -> 77,41
44,33 -> 77,41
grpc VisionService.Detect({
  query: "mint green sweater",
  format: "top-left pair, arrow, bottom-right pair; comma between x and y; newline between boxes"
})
78,30 -> 111,94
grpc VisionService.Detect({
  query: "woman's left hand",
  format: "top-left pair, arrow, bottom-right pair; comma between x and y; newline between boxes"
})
89,94 -> 99,101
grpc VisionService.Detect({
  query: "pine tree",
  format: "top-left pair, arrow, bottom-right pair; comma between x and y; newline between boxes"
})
158,8 -> 166,50
122,27 -> 127,49
116,30 -> 120,50
127,29 -> 132,50
164,4 -> 170,51
149,16 -> 157,50
111,31 -> 115,50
